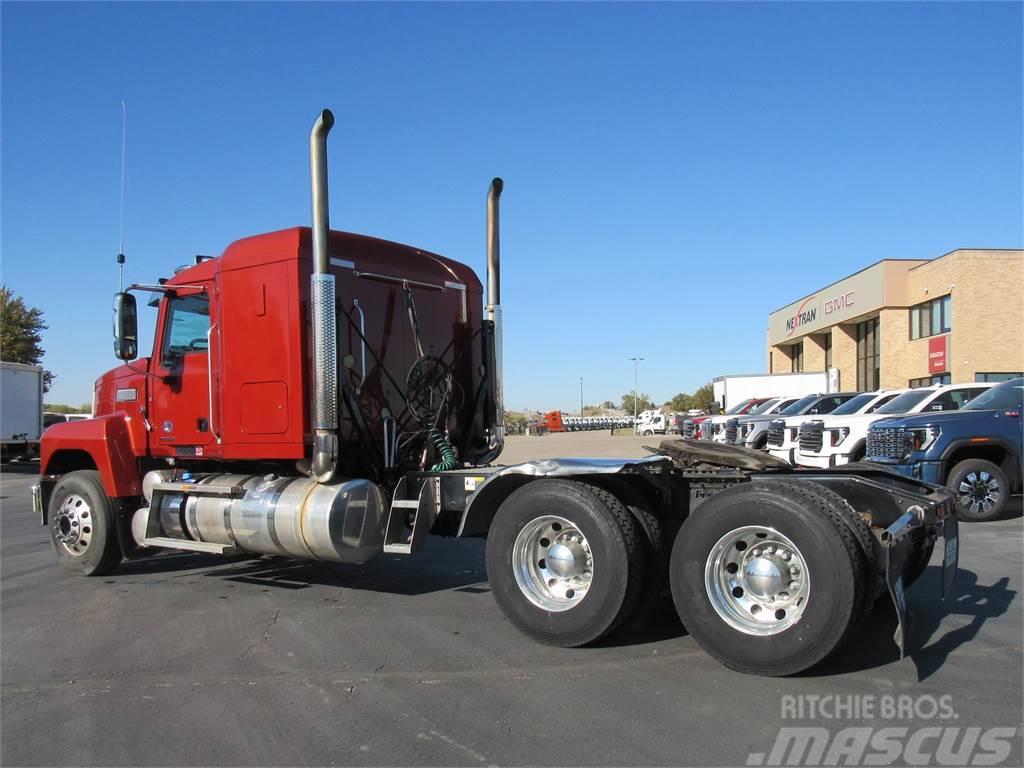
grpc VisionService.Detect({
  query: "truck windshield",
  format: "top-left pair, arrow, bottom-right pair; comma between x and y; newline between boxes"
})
874,389 -> 933,414
748,399 -> 780,415
726,398 -> 756,415
780,395 -> 817,416
963,378 -> 1024,411
829,393 -> 876,416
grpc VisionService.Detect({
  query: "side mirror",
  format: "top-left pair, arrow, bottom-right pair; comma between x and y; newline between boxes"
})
113,292 -> 138,360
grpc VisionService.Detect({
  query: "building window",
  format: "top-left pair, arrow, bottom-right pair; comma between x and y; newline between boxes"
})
791,342 -> 804,373
856,318 -> 879,391
909,294 -> 951,340
910,373 -> 951,388
823,333 -> 832,369
975,372 -> 1023,382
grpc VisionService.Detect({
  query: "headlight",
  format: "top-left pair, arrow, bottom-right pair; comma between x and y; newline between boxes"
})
905,426 -> 940,456
788,427 -> 799,442
830,426 -> 850,446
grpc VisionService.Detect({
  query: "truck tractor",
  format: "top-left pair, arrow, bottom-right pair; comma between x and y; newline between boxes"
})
36,109 -> 959,676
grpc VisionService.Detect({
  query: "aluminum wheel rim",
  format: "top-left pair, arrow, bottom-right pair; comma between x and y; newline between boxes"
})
512,515 -> 593,612
704,525 -> 809,636
54,493 -> 93,557
958,471 -> 1001,515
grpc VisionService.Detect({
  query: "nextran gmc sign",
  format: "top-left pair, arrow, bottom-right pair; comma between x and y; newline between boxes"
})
769,262 -> 890,345
783,291 -> 856,336
785,298 -> 818,336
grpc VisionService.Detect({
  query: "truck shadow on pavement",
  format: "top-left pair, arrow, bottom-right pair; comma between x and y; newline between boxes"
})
809,567 -> 1016,681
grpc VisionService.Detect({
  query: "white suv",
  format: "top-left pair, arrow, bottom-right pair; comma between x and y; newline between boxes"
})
795,382 -> 993,468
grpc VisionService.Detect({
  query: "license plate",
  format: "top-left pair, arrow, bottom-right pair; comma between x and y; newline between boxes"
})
942,513 -> 959,599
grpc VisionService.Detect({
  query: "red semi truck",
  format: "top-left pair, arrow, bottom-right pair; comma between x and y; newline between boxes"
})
35,109 -> 959,676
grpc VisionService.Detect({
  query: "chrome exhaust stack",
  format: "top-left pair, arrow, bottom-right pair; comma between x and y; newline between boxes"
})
310,109 -> 338,482
486,178 -> 505,453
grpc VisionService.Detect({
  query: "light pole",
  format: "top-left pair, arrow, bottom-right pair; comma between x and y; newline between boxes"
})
579,377 -> 584,417
630,356 -> 644,426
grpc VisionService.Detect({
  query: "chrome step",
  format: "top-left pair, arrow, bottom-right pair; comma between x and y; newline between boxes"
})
141,536 -> 238,555
383,477 -> 439,555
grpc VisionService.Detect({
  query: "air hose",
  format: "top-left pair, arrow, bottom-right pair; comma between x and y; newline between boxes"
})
428,428 -> 457,472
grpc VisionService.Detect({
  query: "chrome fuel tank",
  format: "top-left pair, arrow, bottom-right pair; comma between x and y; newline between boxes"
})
140,473 -> 385,564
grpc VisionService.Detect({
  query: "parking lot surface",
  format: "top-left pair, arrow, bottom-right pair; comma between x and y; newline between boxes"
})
2,434 -> 1021,766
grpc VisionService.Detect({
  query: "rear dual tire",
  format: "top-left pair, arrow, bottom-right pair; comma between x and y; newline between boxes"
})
670,479 -> 872,676
485,480 -> 645,647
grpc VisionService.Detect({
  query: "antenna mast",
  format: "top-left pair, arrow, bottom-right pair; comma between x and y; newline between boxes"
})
117,100 -> 127,291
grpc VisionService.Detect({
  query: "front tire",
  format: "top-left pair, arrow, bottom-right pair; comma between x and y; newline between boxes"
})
48,470 -> 122,576
948,459 -> 1008,522
670,479 -> 869,676
486,480 -> 645,647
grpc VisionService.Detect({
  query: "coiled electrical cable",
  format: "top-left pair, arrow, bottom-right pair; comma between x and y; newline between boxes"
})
428,427 -> 457,472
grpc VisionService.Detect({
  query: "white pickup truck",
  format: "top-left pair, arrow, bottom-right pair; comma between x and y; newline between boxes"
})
728,397 -> 803,449
765,392 -> 858,464
704,398 -> 781,442
795,383 -> 993,468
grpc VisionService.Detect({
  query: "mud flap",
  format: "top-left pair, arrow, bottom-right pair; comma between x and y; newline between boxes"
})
885,547 -> 909,658
942,514 -> 959,599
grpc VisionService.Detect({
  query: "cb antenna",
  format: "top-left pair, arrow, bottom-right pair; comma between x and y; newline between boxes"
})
117,100 -> 127,291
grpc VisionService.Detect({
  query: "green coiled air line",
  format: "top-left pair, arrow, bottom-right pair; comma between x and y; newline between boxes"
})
428,428 -> 457,472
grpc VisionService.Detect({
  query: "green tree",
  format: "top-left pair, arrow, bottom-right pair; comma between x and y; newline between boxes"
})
0,285 -> 54,392
621,391 -> 654,416
670,392 -> 694,412
43,403 -> 92,414
601,400 -> 615,409
692,382 -> 715,410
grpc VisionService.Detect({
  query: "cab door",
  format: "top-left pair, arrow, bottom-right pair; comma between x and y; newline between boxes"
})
149,290 -> 216,457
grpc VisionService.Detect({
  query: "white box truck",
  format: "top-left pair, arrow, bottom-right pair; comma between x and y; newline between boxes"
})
712,371 -> 833,413
1,362 -> 44,461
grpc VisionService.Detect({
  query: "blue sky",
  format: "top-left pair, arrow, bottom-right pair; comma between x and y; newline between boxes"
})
3,2 -> 1022,410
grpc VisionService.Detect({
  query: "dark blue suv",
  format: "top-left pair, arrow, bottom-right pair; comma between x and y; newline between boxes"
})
865,377 -> 1023,521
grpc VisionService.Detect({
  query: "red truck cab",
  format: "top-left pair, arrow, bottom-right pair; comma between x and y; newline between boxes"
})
41,227 -> 487,500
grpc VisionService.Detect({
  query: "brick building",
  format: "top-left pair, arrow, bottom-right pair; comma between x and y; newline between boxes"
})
766,249 -> 1023,391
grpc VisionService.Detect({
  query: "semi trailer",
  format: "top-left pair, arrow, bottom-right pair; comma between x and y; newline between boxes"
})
1,361 -> 44,462
35,108 -> 958,676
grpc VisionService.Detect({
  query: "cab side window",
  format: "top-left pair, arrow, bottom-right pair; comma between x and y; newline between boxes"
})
867,393 -> 898,413
808,396 -> 845,415
930,388 -> 979,412
161,295 -> 210,366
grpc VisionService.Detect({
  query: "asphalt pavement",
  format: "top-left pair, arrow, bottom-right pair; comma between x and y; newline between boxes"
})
2,434 -> 1021,766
